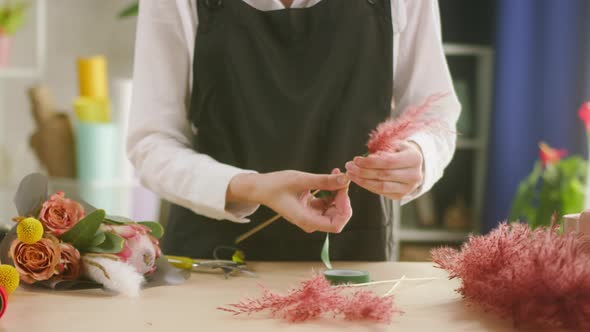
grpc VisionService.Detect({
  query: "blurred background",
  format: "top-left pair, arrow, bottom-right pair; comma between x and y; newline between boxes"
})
0,0 -> 589,261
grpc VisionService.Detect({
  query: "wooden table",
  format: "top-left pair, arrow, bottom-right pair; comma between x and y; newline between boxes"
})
1,262 -> 521,331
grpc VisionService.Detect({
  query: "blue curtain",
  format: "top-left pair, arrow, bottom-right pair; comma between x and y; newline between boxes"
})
484,0 -> 590,232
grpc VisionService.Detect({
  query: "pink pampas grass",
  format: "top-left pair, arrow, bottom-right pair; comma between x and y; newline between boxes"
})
218,274 -> 402,324
340,289 -> 398,323
432,223 -> 590,330
367,93 -> 449,154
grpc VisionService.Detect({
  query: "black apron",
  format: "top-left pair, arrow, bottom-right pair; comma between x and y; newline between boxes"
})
163,0 -> 395,261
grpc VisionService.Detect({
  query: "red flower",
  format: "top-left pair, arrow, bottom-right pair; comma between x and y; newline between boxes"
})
538,142 -> 567,167
578,102 -> 590,131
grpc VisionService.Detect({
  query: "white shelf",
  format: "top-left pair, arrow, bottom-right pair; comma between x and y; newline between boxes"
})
456,138 -> 484,149
399,228 -> 470,243
0,67 -> 40,79
444,44 -> 494,57
49,177 -> 138,189
0,0 -> 46,80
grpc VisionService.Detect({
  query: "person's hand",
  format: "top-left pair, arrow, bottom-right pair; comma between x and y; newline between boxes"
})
227,169 -> 352,233
345,141 -> 424,200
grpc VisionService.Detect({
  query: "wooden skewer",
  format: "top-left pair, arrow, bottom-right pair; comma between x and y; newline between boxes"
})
234,189 -> 321,244
234,214 -> 282,244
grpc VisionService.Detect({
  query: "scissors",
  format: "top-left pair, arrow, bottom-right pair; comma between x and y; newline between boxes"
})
166,255 -> 257,279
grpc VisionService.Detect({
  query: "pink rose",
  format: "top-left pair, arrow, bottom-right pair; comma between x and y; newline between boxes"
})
52,243 -> 81,282
39,192 -> 85,235
101,223 -> 162,275
10,236 -> 61,284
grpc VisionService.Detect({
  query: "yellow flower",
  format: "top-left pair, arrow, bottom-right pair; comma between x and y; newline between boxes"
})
16,217 -> 44,244
0,265 -> 19,294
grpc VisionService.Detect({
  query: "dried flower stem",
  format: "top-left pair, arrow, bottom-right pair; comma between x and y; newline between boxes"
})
82,258 -> 111,280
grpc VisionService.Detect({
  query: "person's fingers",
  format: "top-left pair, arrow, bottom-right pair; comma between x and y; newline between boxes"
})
289,195 -> 348,233
317,169 -> 352,233
353,149 -> 422,170
325,194 -> 352,233
345,161 -> 422,184
293,172 -> 349,191
309,196 -> 330,211
348,173 -> 412,197
274,169 -> 353,234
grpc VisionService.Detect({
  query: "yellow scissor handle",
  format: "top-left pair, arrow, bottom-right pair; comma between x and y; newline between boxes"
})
165,255 -> 195,270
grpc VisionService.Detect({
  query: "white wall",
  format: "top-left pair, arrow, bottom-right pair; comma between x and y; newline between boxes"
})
1,0 -> 138,183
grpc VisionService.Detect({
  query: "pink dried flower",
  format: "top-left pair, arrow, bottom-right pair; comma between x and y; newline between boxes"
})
39,192 -> 85,236
339,290 -> 400,324
367,93 -> 448,154
219,274 -> 401,324
52,243 -> 81,282
431,223 -> 590,330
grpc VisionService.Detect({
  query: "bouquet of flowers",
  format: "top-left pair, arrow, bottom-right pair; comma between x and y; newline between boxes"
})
0,173 -> 186,297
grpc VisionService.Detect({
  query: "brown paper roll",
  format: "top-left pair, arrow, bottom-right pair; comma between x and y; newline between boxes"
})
28,85 -> 76,178
30,114 -> 76,178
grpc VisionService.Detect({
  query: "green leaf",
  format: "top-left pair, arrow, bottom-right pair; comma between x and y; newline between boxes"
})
321,233 -> 332,270
560,178 -> 584,214
558,156 -> 586,215
509,162 -> 542,223
104,216 -> 130,225
90,231 -> 106,247
118,2 -> 139,19
61,209 -> 106,250
138,221 -> 164,239
0,3 -> 28,35
314,190 -> 334,199
536,170 -> 562,228
87,232 -> 125,254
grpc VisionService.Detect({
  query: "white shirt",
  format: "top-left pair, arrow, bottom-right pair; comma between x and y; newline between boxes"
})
128,0 -> 461,223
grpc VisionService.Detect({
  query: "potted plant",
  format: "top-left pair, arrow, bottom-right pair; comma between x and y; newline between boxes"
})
510,102 -> 590,228
0,1 -> 28,68
118,2 -> 138,19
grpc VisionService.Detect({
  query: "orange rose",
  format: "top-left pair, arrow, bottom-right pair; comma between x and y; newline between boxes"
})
52,243 -> 81,281
39,192 -> 85,236
9,236 -> 61,284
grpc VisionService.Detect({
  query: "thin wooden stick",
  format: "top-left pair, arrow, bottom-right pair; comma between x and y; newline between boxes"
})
347,277 -> 439,287
235,214 -> 282,244
383,275 -> 405,297
234,189 -> 321,244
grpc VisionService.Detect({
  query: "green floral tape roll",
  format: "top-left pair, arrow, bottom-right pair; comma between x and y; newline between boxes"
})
323,269 -> 370,285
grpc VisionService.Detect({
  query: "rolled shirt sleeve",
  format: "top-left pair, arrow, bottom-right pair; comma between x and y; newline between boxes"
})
127,0 -> 260,223
391,0 -> 461,204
